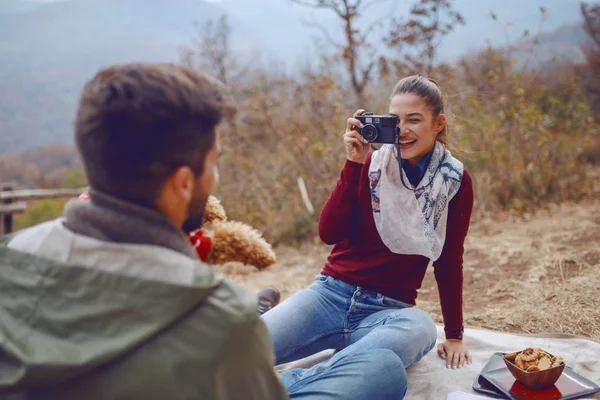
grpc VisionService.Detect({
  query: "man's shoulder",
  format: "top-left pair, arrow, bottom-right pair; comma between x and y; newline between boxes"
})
173,275 -> 266,372
202,276 -> 260,327
2,219 -> 62,254
4,219 -> 261,329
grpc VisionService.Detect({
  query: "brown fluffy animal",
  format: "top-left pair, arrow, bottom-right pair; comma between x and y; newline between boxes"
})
199,196 -> 276,270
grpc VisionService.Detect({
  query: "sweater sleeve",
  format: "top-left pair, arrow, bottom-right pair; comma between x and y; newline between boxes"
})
318,156 -> 368,245
432,169 -> 474,340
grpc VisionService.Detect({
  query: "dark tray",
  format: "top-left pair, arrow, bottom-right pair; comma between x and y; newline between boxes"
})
480,362 -> 600,400
472,352 -> 508,398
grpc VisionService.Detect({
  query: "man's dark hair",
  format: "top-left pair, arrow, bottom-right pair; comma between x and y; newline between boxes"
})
75,62 -> 235,207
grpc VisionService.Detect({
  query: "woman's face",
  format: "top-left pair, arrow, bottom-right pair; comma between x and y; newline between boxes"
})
388,93 -> 445,166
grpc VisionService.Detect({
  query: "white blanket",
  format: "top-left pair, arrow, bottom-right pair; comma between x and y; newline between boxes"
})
278,325 -> 600,399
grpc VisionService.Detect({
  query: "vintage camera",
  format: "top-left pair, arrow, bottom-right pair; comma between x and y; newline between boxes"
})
355,113 -> 399,144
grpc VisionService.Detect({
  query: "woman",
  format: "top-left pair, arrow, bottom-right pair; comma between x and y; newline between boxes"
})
262,75 -> 474,397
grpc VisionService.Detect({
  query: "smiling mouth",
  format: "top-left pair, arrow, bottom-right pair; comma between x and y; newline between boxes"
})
399,139 -> 417,145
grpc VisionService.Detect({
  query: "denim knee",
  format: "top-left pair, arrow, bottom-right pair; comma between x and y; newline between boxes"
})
363,349 -> 408,399
404,307 -> 438,351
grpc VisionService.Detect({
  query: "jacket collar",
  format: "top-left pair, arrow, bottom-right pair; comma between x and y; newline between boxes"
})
63,188 -> 198,259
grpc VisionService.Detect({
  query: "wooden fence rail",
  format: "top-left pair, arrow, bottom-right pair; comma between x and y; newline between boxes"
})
0,182 -> 87,235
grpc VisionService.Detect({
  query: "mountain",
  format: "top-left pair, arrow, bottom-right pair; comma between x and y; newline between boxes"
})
511,22 -> 587,67
0,0 -> 587,153
441,0 -> 583,60
215,0 -> 584,64
0,0 -> 255,77
0,0 -> 255,152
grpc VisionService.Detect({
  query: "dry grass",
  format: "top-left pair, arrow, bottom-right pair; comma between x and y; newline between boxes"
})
462,210 -> 600,341
421,223 -> 600,341
211,54 -> 598,245
220,182 -> 600,342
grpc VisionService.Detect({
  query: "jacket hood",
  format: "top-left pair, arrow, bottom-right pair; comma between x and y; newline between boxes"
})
0,230 -> 220,393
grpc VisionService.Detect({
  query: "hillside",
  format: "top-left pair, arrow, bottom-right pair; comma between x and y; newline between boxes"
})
0,0 -> 253,152
0,0 -> 587,153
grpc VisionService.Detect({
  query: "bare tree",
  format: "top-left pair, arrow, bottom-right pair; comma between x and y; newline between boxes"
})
581,2 -> 600,115
582,2 -> 600,46
291,0 -> 385,107
180,14 -> 256,149
292,0 -> 464,106
180,14 -> 245,85
386,0 -> 464,76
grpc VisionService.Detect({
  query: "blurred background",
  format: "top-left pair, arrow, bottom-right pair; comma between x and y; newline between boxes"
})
2,0 -> 599,341
0,0 -> 598,243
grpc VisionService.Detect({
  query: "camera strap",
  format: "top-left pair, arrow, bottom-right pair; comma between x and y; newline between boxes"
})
394,144 -> 416,192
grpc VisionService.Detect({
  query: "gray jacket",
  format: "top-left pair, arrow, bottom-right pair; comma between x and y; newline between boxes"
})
0,192 -> 288,400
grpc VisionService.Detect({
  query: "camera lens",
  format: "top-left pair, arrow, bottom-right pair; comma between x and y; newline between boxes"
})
360,124 -> 378,142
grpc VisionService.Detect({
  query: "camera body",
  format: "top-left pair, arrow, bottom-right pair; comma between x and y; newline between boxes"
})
355,113 -> 399,144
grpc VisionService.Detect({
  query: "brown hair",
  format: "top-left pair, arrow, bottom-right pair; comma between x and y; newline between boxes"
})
75,62 -> 235,207
390,75 -> 449,146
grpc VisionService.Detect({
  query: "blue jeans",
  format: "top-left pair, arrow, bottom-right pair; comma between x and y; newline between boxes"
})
262,274 -> 437,399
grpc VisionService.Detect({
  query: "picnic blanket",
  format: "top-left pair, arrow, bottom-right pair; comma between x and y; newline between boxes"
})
278,325 -> 600,399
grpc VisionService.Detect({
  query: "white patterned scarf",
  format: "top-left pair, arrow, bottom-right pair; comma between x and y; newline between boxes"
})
368,141 -> 464,261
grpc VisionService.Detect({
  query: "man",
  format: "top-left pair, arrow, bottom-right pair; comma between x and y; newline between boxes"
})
0,63 -> 406,399
0,63 -> 287,400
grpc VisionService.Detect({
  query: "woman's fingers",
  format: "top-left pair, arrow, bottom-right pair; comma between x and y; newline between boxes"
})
345,130 -> 367,143
347,117 -> 363,132
447,351 -> 459,369
344,136 -> 366,150
437,343 -> 447,360
445,351 -> 453,368
344,109 -> 369,164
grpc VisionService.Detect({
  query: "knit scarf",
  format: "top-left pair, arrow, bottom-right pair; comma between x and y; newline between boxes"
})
65,189 -> 199,259
368,141 -> 464,261
77,191 -> 213,261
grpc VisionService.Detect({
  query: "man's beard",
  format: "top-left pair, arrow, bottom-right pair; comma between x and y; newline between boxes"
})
181,193 -> 207,232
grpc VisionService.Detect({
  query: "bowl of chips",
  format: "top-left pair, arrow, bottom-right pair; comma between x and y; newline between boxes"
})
503,348 -> 565,390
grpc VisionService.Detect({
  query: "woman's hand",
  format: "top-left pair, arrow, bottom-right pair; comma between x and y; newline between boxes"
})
344,109 -> 370,164
437,339 -> 472,369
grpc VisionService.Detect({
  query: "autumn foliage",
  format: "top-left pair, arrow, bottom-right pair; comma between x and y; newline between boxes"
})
2,2 -> 599,243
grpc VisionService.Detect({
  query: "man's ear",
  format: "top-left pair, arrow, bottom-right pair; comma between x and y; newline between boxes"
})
168,166 -> 195,204
155,166 -> 196,226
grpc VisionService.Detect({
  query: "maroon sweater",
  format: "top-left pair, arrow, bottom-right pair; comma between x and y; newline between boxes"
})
319,152 -> 474,340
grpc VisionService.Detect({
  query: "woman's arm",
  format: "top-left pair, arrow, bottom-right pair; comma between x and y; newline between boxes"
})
318,109 -> 372,245
432,169 -> 474,340
318,154 -> 370,245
